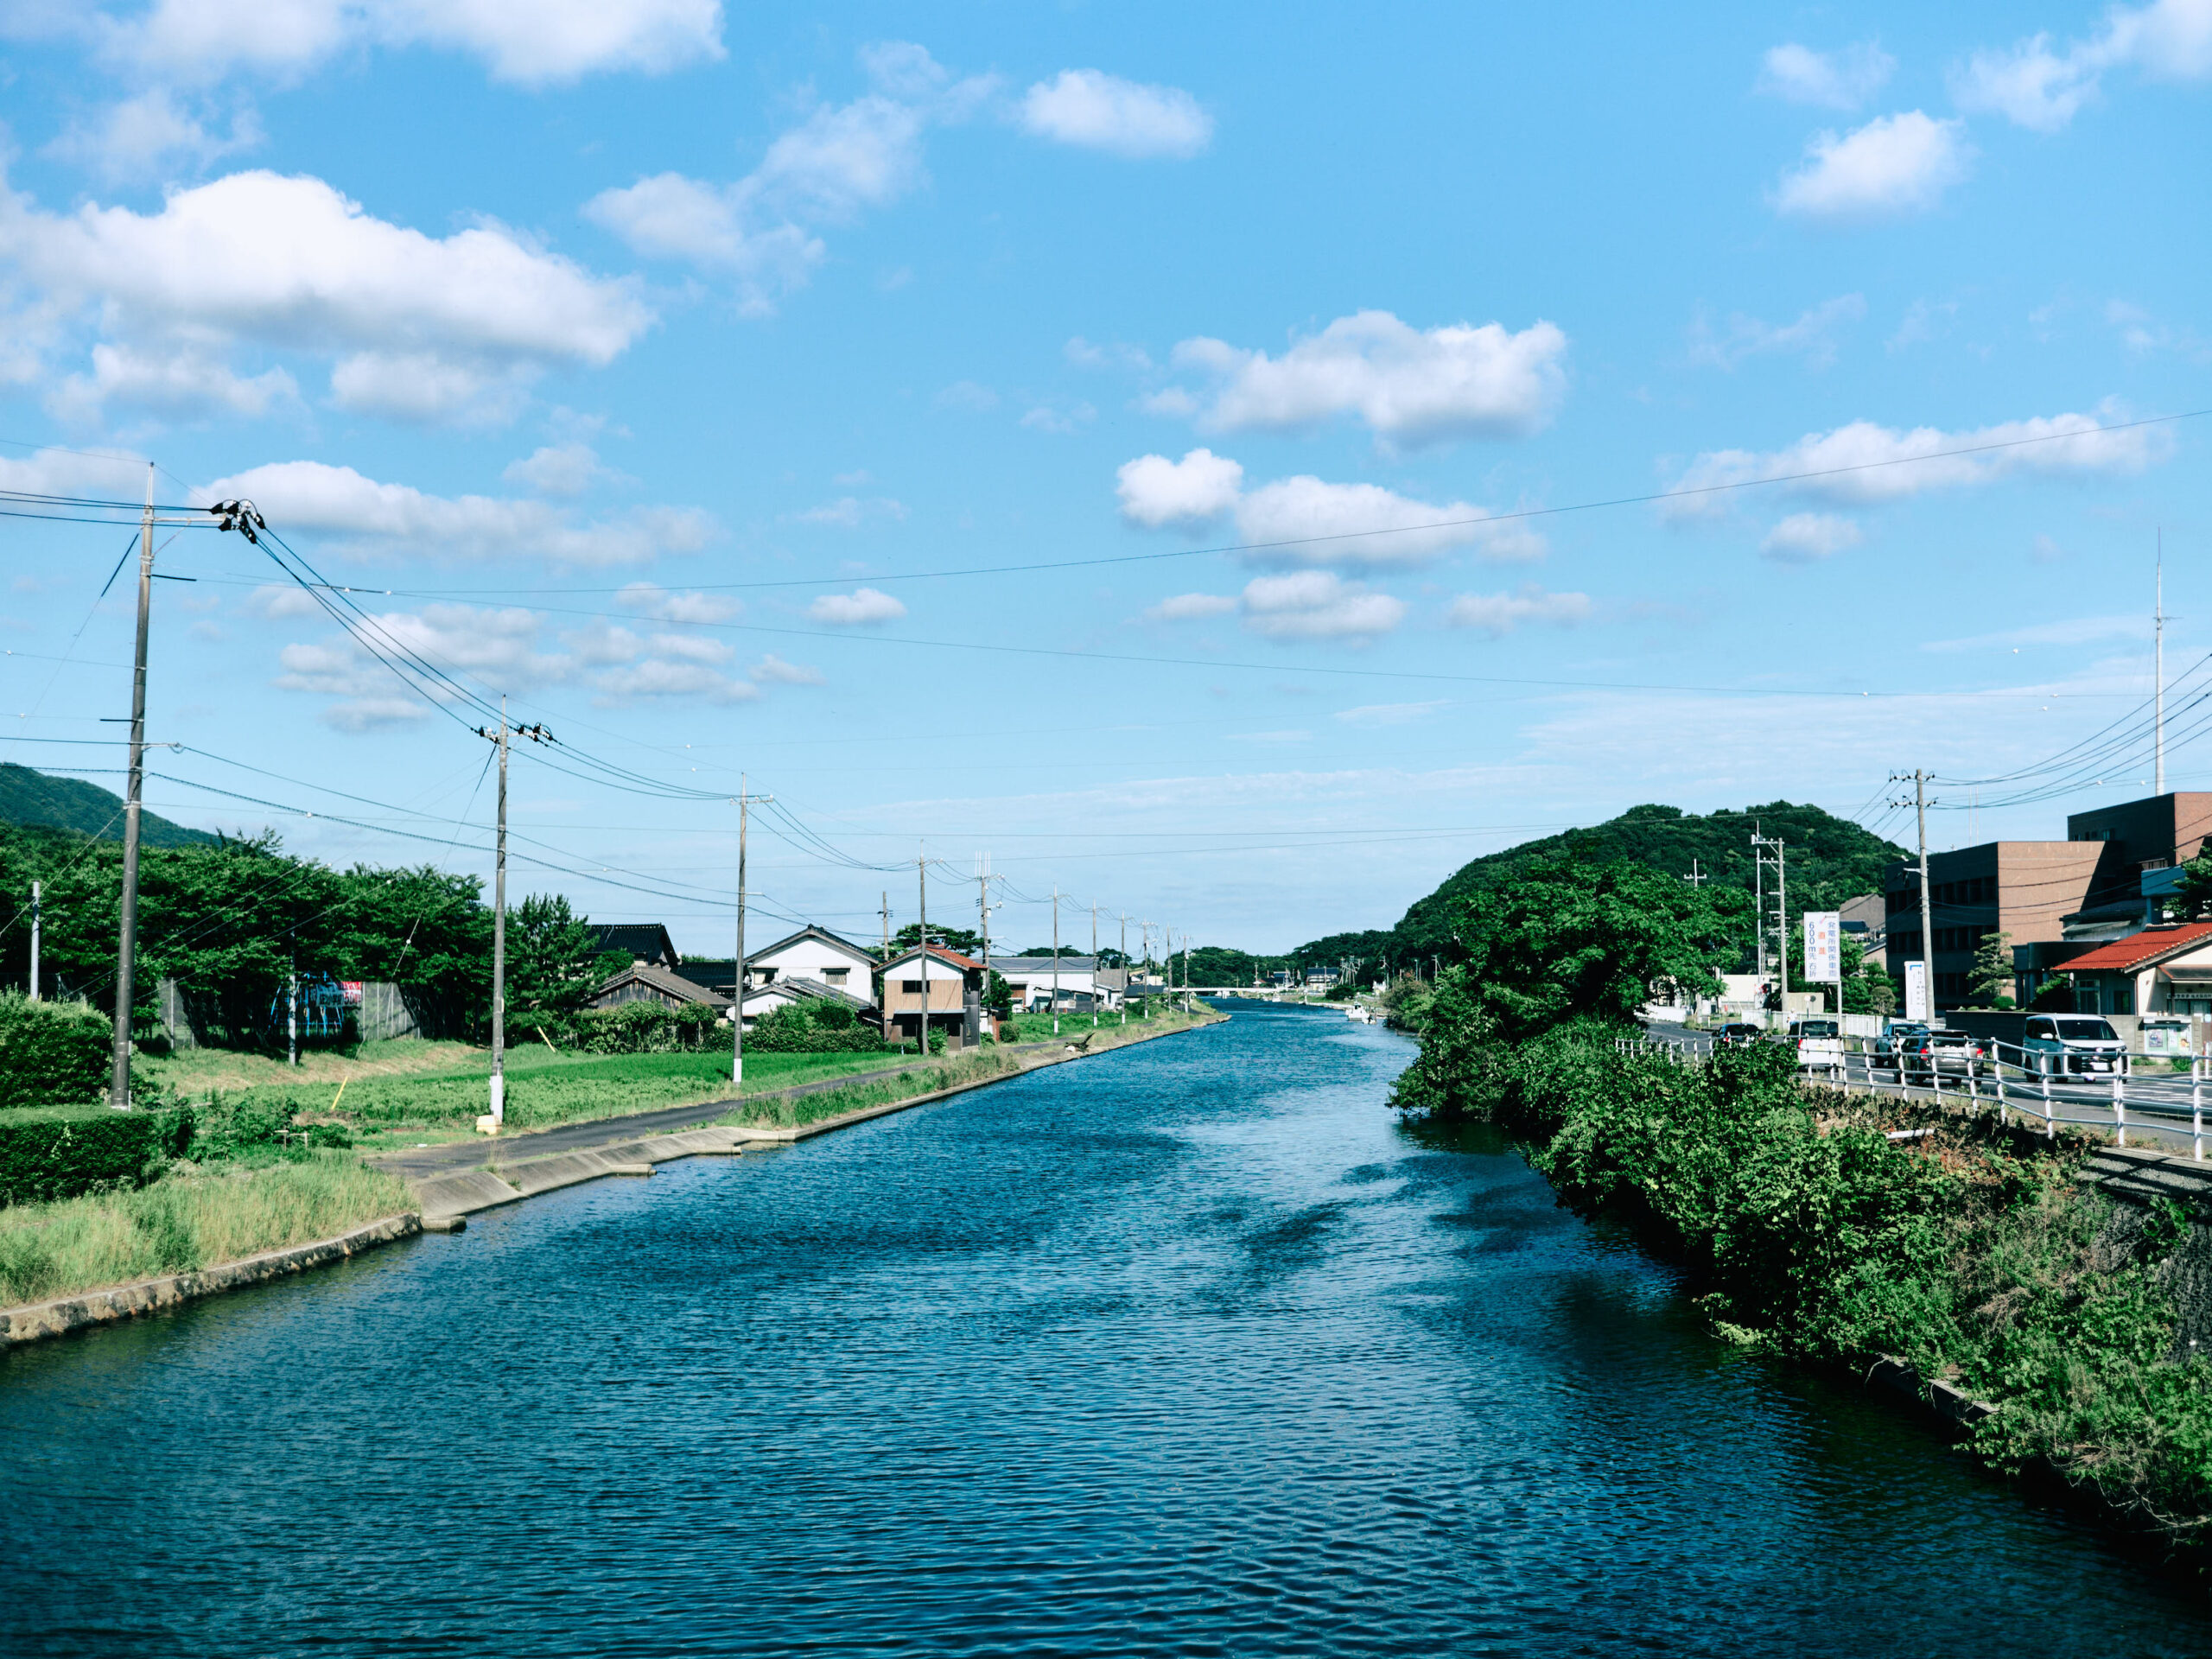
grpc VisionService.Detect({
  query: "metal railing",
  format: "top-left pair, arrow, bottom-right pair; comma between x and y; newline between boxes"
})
1615,1033 -> 2209,1161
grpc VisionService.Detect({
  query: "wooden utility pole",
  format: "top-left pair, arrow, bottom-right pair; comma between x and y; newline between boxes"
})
107,467 -> 156,1109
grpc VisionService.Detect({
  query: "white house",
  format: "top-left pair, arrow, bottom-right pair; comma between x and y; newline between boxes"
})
992,955 -> 1108,1011
747,925 -> 879,998
736,976 -> 874,1029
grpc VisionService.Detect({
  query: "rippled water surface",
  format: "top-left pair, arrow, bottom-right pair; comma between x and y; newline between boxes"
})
4,1002 -> 2209,1656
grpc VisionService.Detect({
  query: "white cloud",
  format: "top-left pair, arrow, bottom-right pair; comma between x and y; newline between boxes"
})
72,0 -> 724,87
1923,614 -> 2144,653
43,88 -> 263,182
0,168 -> 652,424
1116,448 -> 1243,528
202,459 -> 715,566
1019,69 -> 1212,158
1239,572 -> 1404,642
1687,293 -> 1865,370
1954,0 -> 2212,131
1116,448 -> 1542,569
277,602 -> 570,728
1668,404 -> 2167,512
1160,309 -> 1568,446
750,652 -> 823,684
1020,400 -> 1095,434
1333,700 -> 1447,726
806,586 -> 906,625
1774,111 -> 1972,219
1144,592 -> 1236,622
786,495 -> 907,527
614,582 -> 739,622
48,341 -> 296,423
1065,335 -> 1151,372
503,442 -> 624,498
584,42 -> 993,310
0,444 -> 154,499
1758,512 -> 1863,563
1445,583 -> 1592,636
1758,41 -> 1896,109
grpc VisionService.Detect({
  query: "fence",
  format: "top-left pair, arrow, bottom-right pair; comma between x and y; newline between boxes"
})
1617,1032 -> 2210,1163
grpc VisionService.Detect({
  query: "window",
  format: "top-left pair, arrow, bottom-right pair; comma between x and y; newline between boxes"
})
900,978 -> 923,994
825,968 -> 849,984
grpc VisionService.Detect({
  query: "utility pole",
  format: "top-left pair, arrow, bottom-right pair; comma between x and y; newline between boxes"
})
1916,771 -> 1933,1022
1184,932 -> 1192,1014
731,778 -> 772,1086
1752,830 -> 1766,992
916,843 -> 929,1054
1051,886 -> 1061,1038
107,466 -> 156,1110
287,952 -> 298,1067
1119,912 -> 1128,1027
880,891 -> 891,962
474,702 -> 552,1129
1685,859 -> 1707,887
1090,902 -> 1101,1027
2157,532 -> 2166,795
29,880 -> 40,1001
1752,833 -> 1788,1018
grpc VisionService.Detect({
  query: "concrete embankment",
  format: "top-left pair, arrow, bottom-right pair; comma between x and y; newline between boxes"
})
0,1213 -> 422,1346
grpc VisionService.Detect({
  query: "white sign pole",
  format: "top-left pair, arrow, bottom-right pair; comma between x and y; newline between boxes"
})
1804,912 -> 1841,1014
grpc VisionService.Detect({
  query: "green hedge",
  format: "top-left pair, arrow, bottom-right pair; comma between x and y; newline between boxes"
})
0,994 -> 111,1110
0,1105 -> 192,1207
746,1002 -> 887,1053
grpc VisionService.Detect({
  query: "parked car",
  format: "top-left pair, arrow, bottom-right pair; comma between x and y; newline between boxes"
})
2020,1014 -> 2127,1076
1872,1020 -> 1929,1061
1897,1030 -> 1986,1076
1713,1021 -> 1764,1047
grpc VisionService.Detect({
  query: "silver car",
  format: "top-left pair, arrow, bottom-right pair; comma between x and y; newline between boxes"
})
2021,1014 -> 2127,1075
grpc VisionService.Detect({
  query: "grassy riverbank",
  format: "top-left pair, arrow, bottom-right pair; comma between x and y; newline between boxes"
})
1402,1021 -> 2212,1539
0,1152 -> 410,1307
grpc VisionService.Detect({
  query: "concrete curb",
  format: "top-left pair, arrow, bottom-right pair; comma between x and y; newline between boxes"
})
0,1212 -> 422,1348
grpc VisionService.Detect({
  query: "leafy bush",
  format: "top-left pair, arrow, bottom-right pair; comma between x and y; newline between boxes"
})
0,1105 -> 191,1206
548,1001 -> 728,1054
747,1002 -> 887,1053
0,994 -> 111,1109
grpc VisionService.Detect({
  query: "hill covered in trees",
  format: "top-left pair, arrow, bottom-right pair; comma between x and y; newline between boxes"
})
1291,800 -> 1908,977
0,763 -> 215,848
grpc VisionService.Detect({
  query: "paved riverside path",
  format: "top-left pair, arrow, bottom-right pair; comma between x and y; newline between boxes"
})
366,1039 -> 1085,1180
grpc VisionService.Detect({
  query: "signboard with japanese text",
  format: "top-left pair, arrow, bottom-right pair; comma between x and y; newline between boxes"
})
1804,912 -> 1840,984
1904,960 -> 1929,1022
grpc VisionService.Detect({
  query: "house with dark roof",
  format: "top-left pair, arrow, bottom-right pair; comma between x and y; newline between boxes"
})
2061,922 -> 2212,1018
738,975 -> 874,1028
587,960 -> 731,1014
588,923 -> 680,971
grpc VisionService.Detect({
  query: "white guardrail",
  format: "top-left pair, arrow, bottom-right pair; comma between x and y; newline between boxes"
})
1616,1033 -> 2211,1162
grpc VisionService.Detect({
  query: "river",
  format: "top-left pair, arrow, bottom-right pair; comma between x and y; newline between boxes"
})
3,1001 -> 2206,1655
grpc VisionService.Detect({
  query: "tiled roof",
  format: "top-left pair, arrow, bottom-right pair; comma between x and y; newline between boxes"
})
2061,922 -> 2212,975
591,960 -> 731,1007
880,944 -> 983,972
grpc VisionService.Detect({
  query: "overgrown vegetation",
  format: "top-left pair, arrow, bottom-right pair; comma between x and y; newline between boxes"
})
0,1153 -> 410,1307
1394,848 -> 2212,1539
0,993 -> 111,1109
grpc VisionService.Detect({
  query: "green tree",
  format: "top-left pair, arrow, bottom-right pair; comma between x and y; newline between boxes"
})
2174,853 -> 2212,919
983,969 -> 1012,1018
505,894 -> 618,1025
1967,930 -> 2016,1008
893,923 -> 983,956
1452,852 -> 1732,1047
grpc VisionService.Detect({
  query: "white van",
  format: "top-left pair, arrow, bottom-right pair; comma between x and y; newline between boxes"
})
2020,1014 -> 2126,1075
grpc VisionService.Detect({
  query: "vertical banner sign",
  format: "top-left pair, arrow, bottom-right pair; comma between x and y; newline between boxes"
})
1904,959 -> 1929,1022
1804,912 -> 1840,983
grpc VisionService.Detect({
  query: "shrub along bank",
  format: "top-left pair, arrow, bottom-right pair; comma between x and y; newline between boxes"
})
1398,995 -> 2212,1538
0,995 -> 111,1110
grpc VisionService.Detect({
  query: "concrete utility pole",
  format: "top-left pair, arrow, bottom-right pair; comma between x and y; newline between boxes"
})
107,467 -> 157,1110
287,953 -> 298,1067
1090,902 -> 1101,1027
1685,859 -> 1706,887
1751,832 -> 1788,1015
1916,770 -> 1934,1020
731,778 -> 772,1086
474,702 -> 552,1129
880,892 -> 891,962
1119,912 -> 1128,1027
2157,533 -> 2167,795
916,843 -> 929,1053
1183,932 -> 1192,1014
1051,886 -> 1061,1038
1752,830 -> 1766,992
29,880 -> 40,1001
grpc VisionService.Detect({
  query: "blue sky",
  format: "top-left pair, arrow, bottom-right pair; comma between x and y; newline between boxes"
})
0,1 -> 2207,956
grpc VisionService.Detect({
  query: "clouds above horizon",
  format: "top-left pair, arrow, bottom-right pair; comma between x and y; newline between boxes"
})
1019,69 -> 1212,157
0,168 -> 652,424
204,458 -> 714,565
1116,448 -> 1545,569
1668,403 -> 2168,512
1145,310 -> 1567,448
1954,0 -> 2212,131
1774,111 -> 1972,219
1147,571 -> 1405,644
1758,41 -> 1897,110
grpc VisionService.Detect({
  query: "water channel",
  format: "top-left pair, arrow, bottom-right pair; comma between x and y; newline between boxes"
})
3,1001 -> 2208,1655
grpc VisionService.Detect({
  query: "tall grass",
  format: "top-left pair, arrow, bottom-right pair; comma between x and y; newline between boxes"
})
0,1153 -> 410,1307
